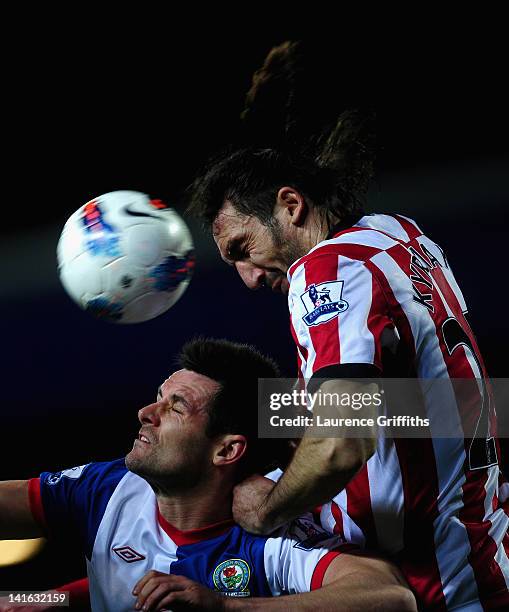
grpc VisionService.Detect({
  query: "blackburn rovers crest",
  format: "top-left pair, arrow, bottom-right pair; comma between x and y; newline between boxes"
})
300,280 -> 348,326
213,558 -> 250,597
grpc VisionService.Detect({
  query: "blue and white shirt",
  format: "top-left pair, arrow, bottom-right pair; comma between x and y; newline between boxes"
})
29,459 -> 355,611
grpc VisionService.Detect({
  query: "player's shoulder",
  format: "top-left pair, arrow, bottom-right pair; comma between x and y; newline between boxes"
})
230,513 -> 344,571
354,213 -> 424,242
40,457 -> 128,489
288,213 -> 424,279
267,514 -> 345,551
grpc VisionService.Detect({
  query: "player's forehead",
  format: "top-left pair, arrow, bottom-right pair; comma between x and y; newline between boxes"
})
213,201 -> 263,259
213,201 -> 256,242
159,368 -> 220,407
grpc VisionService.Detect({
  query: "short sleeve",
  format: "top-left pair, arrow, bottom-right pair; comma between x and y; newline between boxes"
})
263,514 -> 358,595
29,459 -> 127,559
264,468 -> 283,483
289,252 -> 391,387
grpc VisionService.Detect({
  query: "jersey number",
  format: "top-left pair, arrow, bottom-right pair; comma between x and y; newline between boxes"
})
442,317 -> 497,471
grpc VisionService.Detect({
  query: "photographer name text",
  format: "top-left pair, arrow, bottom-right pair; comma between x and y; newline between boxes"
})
269,415 -> 430,427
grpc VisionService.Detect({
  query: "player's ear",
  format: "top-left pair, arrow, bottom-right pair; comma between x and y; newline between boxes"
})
213,435 -> 247,467
276,186 -> 308,227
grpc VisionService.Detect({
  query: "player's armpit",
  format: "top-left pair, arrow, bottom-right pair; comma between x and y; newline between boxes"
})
0,480 -> 45,539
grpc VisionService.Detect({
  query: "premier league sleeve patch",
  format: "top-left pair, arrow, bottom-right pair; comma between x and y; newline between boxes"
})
46,464 -> 90,485
300,280 -> 348,326
287,517 -> 339,551
213,559 -> 251,597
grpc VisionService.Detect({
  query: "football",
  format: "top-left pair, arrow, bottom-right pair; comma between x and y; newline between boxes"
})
57,190 -> 195,323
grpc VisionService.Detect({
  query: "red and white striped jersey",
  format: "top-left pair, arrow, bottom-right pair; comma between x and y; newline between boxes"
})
287,213 -> 509,611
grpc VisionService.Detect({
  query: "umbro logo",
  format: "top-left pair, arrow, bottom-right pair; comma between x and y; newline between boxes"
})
113,546 -> 146,563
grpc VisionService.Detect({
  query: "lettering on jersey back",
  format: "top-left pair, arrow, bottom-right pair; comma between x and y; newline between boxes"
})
407,243 -> 448,313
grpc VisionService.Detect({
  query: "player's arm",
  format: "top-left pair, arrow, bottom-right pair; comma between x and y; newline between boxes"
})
132,553 -> 416,611
242,378 -> 378,533
234,254 -> 387,534
54,578 -> 90,611
0,480 -> 44,539
228,552 -> 416,611
0,578 -> 90,612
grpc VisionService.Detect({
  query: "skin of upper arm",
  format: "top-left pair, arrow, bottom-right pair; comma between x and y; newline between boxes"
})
0,480 -> 45,539
311,379 -> 379,470
322,552 -> 417,611
322,551 -> 405,588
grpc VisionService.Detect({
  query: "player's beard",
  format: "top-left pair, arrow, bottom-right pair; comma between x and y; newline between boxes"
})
126,444 -> 210,494
267,216 -> 306,268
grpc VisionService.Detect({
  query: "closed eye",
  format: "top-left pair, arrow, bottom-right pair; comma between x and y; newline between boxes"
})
155,388 -> 191,412
170,394 -> 190,414
226,239 -> 247,263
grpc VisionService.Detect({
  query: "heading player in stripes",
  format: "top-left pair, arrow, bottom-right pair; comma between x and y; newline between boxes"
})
188,68 -> 509,609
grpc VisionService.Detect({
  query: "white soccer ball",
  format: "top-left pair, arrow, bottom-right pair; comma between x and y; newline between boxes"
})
57,190 -> 195,323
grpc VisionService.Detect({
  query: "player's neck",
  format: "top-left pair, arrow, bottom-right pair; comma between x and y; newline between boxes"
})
156,482 -> 233,531
301,208 -> 332,252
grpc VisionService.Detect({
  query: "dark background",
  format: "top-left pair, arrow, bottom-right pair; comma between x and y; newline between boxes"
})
1,19 -> 507,591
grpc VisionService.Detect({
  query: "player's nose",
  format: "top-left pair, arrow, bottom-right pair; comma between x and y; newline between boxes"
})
235,261 -> 265,290
138,402 -> 161,426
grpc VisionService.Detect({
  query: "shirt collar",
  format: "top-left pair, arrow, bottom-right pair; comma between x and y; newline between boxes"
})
326,212 -> 364,239
157,508 -> 235,546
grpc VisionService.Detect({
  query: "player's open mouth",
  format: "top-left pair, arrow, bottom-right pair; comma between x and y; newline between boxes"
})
137,434 -> 150,444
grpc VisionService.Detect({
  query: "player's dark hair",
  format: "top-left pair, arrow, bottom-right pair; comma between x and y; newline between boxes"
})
188,40 -> 375,230
178,337 -> 289,478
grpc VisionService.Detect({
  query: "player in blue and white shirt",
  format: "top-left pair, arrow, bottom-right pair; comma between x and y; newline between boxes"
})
0,338 -> 414,611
